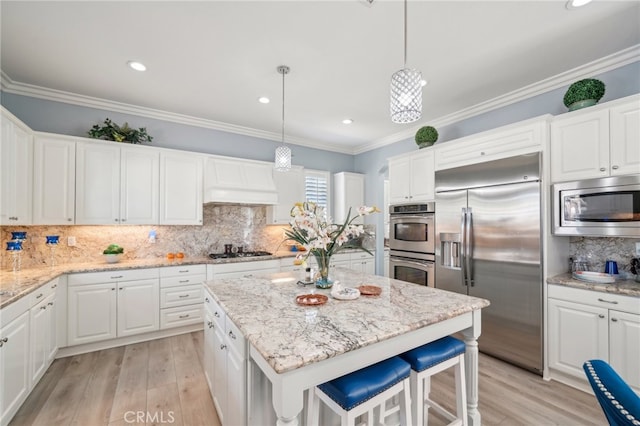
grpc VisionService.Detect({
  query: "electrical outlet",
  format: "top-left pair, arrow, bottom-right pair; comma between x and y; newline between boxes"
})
636,242 -> 640,256
68,236 -> 76,246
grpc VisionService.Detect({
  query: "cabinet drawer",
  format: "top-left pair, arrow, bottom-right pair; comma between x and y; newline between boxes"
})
548,284 -> 640,314
159,264 -> 206,278
28,278 -> 59,306
226,317 -> 246,358
160,285 -> 203,309
160,274 -> 206,288
212,259 -> 280,275
160,305 -> 203,329
68,268 -> 158,286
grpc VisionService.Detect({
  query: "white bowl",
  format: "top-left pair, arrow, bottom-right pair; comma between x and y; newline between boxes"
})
104,254 -> 122,264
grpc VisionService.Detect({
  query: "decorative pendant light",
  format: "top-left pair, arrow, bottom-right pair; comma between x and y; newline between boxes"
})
275,65 -> 292,172
390,0 -> 422,124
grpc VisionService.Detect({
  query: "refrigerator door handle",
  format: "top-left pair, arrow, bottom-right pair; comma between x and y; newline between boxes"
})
466,207 -> 474,286
460,207 -> 468,287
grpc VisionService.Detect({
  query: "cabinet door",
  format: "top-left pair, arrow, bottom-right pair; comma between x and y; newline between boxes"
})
46,294 -> 58,363
212,325 -> 227,424
389,157 -> 411,204
67,283 -> 117,346
32,137 -> 76,224
0,113 -> 32,225
117,279 -> 160,337
267,166 -> 304,225
203,311 -> 216,399
609,310 -> 640,394
121,147 -> 160,224
410,150 -> 435,202
548,298 -> 608,378
609,101 -> 640,176
550,110 -> 609,182
226,345 -> 246,426
29,296 -> 50,385
75,142 -> 120,225
0,311 -> 30,425
159,152 -> 203,225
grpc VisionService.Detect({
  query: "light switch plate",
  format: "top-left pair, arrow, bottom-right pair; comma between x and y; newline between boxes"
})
68,236 -> 76,246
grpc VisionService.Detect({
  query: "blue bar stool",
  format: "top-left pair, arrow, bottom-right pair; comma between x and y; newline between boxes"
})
307,356 -> 413,426
400,336 -> 468,426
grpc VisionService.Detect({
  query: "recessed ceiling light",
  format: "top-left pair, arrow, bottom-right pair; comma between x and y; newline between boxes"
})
342,119 -> 353,125
258,97 -> 270,104
420,79 -> 428,87
566,0 -> 592,9
127,61 -> 146,72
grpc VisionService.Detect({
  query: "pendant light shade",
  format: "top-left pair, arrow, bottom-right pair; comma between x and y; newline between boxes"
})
390,0 -> 422,124
275,65 -> 292,172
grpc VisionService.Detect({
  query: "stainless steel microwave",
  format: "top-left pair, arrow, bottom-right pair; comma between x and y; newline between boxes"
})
553,175 -> 640,237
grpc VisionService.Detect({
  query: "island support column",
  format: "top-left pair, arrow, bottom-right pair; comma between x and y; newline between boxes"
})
461,309 -> 482,426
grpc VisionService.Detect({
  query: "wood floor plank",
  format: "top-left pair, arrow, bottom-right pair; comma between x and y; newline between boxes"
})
147,337 -> 176,390
109,342 -> 150,424
177,377 -> 220,426
171,333 -> 202,385
70,346 -> 125,426
191,330 -> 205,371
145,382 -> 184,426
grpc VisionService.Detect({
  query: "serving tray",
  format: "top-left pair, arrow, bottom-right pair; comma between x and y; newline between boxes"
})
296,294 -> 328,306
358,285 -> 382,296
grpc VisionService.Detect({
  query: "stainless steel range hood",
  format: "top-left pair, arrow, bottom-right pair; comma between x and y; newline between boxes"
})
204,156 -> 278,205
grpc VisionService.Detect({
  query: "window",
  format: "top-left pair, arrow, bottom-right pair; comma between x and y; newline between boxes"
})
304,169 -> 331,214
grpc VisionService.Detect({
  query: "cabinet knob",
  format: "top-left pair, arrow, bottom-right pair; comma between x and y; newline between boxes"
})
611,318 -> 618,322
41,305 -> 47,310
115,218 -> 119,222
0,337 -> 7,347
207,321 -> 214,328
67,218 -> 73,222
220,344 -> 227,350
214,311 -> 220,318
111,288 -> 116,291
599,314 -> 605,319
228,331 -> 236,340
612,165 -> 619,170
119,287 -> 123,290
599,167 -> 606,172
48,302 -> 54,306
205,297 -> 210,303
121,218 -> 127,222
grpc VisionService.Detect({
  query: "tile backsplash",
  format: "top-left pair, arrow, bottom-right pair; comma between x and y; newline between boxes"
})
570,236 -> 640,275
1,204 -> 288,270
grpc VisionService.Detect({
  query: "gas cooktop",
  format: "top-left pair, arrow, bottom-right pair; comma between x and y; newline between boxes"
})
208,251 -> 273,260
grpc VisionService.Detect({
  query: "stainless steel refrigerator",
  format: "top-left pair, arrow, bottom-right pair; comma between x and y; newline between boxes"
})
435,153 -> 543,374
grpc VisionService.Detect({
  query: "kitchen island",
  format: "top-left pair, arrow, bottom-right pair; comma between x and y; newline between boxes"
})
203,268 -> 490,426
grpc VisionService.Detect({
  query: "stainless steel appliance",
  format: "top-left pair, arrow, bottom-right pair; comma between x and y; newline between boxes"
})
208,250 -> 272,259
553,174 -> 640,237
389,203 -> 435,287
435,154 -> 543,374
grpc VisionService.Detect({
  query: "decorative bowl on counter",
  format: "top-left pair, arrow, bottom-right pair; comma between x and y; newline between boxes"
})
104,254 -> 122,264
572,271 -> 615,284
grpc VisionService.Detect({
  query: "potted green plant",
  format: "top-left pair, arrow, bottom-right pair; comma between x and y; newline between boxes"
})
103,243 -> 124,263
563,78 -> 605,111
415,126 -> 438,148
88,118 -> 153,144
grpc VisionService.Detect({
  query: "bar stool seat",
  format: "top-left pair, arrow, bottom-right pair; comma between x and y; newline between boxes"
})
307,356 -> 413,426
400,336 -> 468,426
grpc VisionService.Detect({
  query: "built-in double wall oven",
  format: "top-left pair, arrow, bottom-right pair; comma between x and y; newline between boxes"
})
388,202 -> 435,287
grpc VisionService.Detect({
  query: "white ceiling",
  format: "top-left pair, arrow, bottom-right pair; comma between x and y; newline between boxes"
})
2,1 -> 639,154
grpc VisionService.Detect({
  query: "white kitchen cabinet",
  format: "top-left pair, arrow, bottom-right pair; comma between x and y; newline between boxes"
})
550,95 -> 640,182
32,136 -> 75,224
349,251 -> 375,275
75,141 -> 159,225
0,311 -> 30,426
117,279 -> 160,337
159,265 -> 206,329
210,259 -> 280,280
67,268 -> 159,346
548,284 -> 640,393
203,300 -> 216,401
333,172 -> 365,224
0,108 -> 33,225
159,151 -> 203,225
29,293 -> 55,385
267,165 -> 304,225
389,148 -> 435,204
204,156 -> 277,205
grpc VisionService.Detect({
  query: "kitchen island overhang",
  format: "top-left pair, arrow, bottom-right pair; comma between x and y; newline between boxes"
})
204,268 -> 489,426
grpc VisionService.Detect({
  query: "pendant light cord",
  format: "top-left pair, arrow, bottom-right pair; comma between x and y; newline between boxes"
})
403,0 -> 408,68
281,67 -> 285,145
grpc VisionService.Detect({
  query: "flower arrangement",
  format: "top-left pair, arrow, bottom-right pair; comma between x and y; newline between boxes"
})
284,201 -> 379,288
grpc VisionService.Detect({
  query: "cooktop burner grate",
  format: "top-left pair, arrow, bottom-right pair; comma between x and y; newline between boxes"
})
208,251 -> 272,259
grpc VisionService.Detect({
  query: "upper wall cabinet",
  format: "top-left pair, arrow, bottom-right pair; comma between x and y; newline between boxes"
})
204,157 -> 277,205
389,148 -> 435,204
76,141 -> 160,225
1,108 -> 33,225
267,166 -> 305,225
434,117 -> 548,171
334,172 -> 364,224
550,95 -> 640,182
32,136 -> 76,225
159,151 -> 203,225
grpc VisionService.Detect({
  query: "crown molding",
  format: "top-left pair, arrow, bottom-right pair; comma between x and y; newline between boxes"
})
353,44 -> 640,155
0,71 -> 354,155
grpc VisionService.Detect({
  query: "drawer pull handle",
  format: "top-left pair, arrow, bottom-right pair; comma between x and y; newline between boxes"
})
205,297 -> 210,303
214,312 -> 220,318
599,314 -> 605,319
612,165 -> 619,170
228,331 -> 236,340
597,298 -> 618,304
51,284 -> 57,289
179,270 -> 189,273
179,294 -> 190,298
0,337 -> 7,347
48,302 -> 54,306
220,344 -> 227,350
207,321 -> 214,328
179,314 -> 190,319
36,293 -> 43,299
119,287 -> 123,290
599,167 -> 606,172
611,318 -> 618,322
179,280 -> 190,283
41,306 -> 47,310
111,275 -> 124,279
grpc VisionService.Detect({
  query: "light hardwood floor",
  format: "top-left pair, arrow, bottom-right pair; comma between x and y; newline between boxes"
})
10,331 -> 605,426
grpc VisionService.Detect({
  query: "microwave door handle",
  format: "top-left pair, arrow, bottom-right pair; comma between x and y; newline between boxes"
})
460,208 -> 468,287
466,207 -> 474,287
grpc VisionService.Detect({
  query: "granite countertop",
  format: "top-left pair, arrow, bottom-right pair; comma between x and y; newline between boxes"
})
204,268 -> 490,374
547,273 -> 640,297
0,252 -> 299,309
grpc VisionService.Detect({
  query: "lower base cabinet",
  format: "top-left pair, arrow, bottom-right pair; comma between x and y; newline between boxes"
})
0,311 -> 30,426
548,284 -> 640,393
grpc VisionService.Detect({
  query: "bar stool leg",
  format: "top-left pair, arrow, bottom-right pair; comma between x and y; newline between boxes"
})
455,354 -> 468,426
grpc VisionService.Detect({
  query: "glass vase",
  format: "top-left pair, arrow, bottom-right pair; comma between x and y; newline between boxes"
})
313,251 -> 333,289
